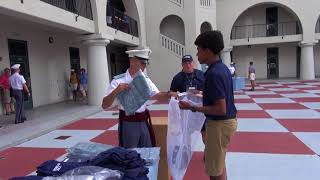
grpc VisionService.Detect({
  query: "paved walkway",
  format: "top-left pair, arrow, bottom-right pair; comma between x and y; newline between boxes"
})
0,101 -> 101,150
1,80 -> 320,179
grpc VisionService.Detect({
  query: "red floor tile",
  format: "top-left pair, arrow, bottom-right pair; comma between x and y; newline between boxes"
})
300,80 -> 319,83
61,119 -> 118,130
237,110 -> 272,118
184,152 -> 209,180
249,94 -> 283,98
228,132 -> 315,154
291,98 -> 320,102
258,103 -> 308,110
278,119 -> 320,132
150,110 -> 168,117
154,100 -> 169,104
0,147 -> 65,179
234,92 -> 245,95
265,86 -> 288,89
244,88 -> 267,92
257,82 -> 277,85
276,90 -> 304,94
91,130 -> 119,146
297,87 -> 320,90
235,99 -> 255,103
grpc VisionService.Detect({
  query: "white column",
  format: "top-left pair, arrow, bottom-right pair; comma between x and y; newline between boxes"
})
84,39 -> 110,106
300,42 -> 315,80
221,47 -> 233,66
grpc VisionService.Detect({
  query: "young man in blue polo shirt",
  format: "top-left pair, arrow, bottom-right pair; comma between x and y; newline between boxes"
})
179,30 -> 237,180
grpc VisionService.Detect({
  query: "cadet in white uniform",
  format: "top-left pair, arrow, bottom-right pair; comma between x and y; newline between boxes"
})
9,64 -> 31,124
102,49 -> 177,148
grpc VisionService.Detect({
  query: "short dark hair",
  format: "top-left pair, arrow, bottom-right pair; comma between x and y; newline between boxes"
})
194,30 -> 224,55
250,62 -> 253,65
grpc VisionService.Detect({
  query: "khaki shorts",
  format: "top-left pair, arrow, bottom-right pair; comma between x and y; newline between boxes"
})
1,89 -> 11,104
249,73 -> 256,81
205,118 -> 237,176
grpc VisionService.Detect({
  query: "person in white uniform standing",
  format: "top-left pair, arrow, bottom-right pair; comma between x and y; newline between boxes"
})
9,64 -> 31,124
102,48 -> 177,148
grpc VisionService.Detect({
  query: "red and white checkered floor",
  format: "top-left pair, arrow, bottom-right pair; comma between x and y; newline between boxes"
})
1,80 -> 320,180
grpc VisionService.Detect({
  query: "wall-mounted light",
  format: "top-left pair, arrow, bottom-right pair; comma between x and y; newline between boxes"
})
20,0 -> 24,4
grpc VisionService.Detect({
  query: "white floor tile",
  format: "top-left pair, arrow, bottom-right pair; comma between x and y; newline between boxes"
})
244,87 -> 265,90
86,111 -> 119,119
294,132 -> 320,155
260,84 -> 283,87
288,85 -> 316,89
266,110 -> 320,119
305,82 -> 320,86
235,103 -> 262,110
268,88 -> 298,92
281,93 -> 319,98
234,95 -> 250,99
253,98 -> 295,103
237,118 -> 288,132
303,90 -> 320,94
277,82 -> 300,85
245,91 -> 276,95
227,153 -> 320,180
17,130 -> 104,148
300,102 -> 320,110
147,104 -> 168,111
108,123 -> 119,131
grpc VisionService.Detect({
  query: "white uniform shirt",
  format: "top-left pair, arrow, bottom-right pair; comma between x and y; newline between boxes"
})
9,72 -> 26,90
229,66 -> 236,75
105,70 -> 160,113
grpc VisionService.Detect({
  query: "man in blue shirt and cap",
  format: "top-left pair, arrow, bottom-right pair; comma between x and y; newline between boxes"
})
170,55 -> 204,93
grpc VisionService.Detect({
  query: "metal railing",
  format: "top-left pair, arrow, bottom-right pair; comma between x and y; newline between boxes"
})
160,34 -> 185,57
316,20 -> 320,33
106,5 -> 139,37
200,0 -> 212,7
231,21 -> 302,40
40,0 -> 93,20
169,0 -> 183,7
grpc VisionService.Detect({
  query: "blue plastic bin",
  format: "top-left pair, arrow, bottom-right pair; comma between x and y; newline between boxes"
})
233,77 -> 246,91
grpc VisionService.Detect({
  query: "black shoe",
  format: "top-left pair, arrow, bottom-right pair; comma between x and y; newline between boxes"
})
15,121 -> 23,124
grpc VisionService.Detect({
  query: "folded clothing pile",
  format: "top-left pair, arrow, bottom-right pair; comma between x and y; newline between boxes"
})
88,147 -> 149,180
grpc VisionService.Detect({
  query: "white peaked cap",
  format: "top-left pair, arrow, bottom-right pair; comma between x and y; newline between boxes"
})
126,49 -> 152,60
11,64 -> 20,69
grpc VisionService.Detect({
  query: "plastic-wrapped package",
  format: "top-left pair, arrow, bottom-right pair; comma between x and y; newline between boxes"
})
132,147 -> 160,165
167,96 -> 206,180
66,142 -> 114,162
42,166 -> 123,180
117,71 -> 152,115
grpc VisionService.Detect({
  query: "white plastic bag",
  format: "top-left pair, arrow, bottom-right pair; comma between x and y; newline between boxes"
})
167,96 -> 206,180
43,166 -> 123,180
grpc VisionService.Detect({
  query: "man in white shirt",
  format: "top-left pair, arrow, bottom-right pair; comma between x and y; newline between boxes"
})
102,49 -> 177,148
9,64 -> 31,124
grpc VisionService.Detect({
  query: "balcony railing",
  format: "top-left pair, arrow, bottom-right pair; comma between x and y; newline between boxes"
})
160,34 -> 185,57
40,0 -> 93,20
200,0 -> 213,7
169,0 -> 184,7
231,21 -> 302,40
107,5 -> 139,37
